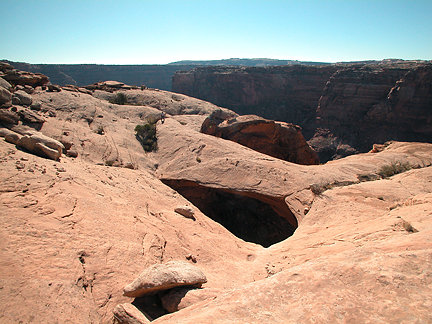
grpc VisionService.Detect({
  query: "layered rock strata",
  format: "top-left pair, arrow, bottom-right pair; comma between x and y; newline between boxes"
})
1,73 -> 432,323
173,65 -> 337,134
173,61 -> 432,161
315,62 -> 432,152
201,113 -> 319,165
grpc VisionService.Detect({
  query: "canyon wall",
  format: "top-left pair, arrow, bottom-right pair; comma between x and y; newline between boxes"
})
316,63 -> 432,152
172,61 -> 432,159
2,61 -> 197,90
172,65 -> 337,138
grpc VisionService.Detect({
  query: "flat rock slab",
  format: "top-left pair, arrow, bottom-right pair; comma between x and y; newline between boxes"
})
123,261 -> 207,298
174,206 -> 195,219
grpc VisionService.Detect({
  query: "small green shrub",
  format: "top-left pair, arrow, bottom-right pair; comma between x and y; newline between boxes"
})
109,92 -> 128,105
135,117 -> 158,152
402,220 -> 418,233
378,161 -> 411,179
95,125 -> 105,135
310,180 -> 357,195
357,173 -> 380,182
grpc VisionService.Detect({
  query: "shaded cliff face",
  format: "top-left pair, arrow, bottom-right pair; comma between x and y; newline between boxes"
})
316,63 -> 432,152
3,61 -> 197,90
172,65 -> 337,137
173,61 -> 432,160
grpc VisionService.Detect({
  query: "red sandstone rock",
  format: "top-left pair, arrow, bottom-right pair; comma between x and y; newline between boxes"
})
113,303 -> 150,323
1,68 -> 49,87
202,114 -> 319,165
1,83 -> 432,324
123,261 -> 207,298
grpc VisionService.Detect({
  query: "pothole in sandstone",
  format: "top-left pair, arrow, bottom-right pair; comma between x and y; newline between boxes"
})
162,180 -> 297,247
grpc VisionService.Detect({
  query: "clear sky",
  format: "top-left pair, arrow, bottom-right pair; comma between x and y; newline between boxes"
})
1,0 -> 431,64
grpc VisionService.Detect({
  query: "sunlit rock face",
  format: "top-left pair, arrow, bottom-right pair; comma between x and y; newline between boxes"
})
201,113 -> 319,165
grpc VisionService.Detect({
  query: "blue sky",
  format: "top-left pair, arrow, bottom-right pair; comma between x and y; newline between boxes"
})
1,0 -> 431,64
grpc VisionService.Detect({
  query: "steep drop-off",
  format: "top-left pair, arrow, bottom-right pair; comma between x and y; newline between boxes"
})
316,63 -> 432,152
2,60 -> 198,90
172,61 -> 432,161
2,65 -> 432,323
172,65 -> 337,137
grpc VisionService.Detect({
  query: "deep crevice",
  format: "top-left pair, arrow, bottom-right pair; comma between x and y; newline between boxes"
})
162,179 -> 297,247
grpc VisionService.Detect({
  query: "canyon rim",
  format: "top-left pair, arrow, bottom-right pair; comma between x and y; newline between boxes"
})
1,62 -> 432,323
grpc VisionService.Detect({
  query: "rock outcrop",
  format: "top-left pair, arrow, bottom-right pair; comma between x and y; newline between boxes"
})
12,89 -> 33,106
16,132 -> 64,160
201,113 -> 319,165
0,62 -> 49,87
113,303 -> 151,323
123,261 -> 207,298
0,85 -> 12,106
173,65 -> 337,135
315,62 -> 432,153
1,71 -> 432,324
172,60 -> 432,162
3,60 -> 199,90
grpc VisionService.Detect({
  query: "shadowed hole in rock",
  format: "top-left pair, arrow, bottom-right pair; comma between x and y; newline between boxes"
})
162,180 -> 297,247
131,293 -> 168,321
130,285 -> 202,321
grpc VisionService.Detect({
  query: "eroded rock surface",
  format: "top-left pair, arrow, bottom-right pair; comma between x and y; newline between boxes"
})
173,60 -> 432,162
113,303 -> 151,323
201,114 -> 319,165
1,76 -> 432,324
123,261 -> 207,298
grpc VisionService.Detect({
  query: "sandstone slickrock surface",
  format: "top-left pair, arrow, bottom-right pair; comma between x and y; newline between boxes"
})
1,76 -> 432,323
201,113 -> 319,165
113,303 -> 151,323
123,261 -> 207,297
160,287 -> 220,313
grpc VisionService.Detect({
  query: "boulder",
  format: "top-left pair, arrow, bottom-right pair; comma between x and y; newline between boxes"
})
174,206 -> 195,219
30,101 -> 42,111
59,139 -> 73,151
113,303 -> 150,324
0,86 -> 12,105
47,84 -> 61,92
0,109 -> 20,125
0,77 -> 11,89
202,114 -> 320,165
123,261 -> 207,298
161,288 -> 220,313
16,133 -> 64,160
12,90 -> 32,106
66,149 -> 78,158
18,108 -> 45,124
5,132 -> 21,144
2,69 -> 49,87
0,128 -> 22,144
